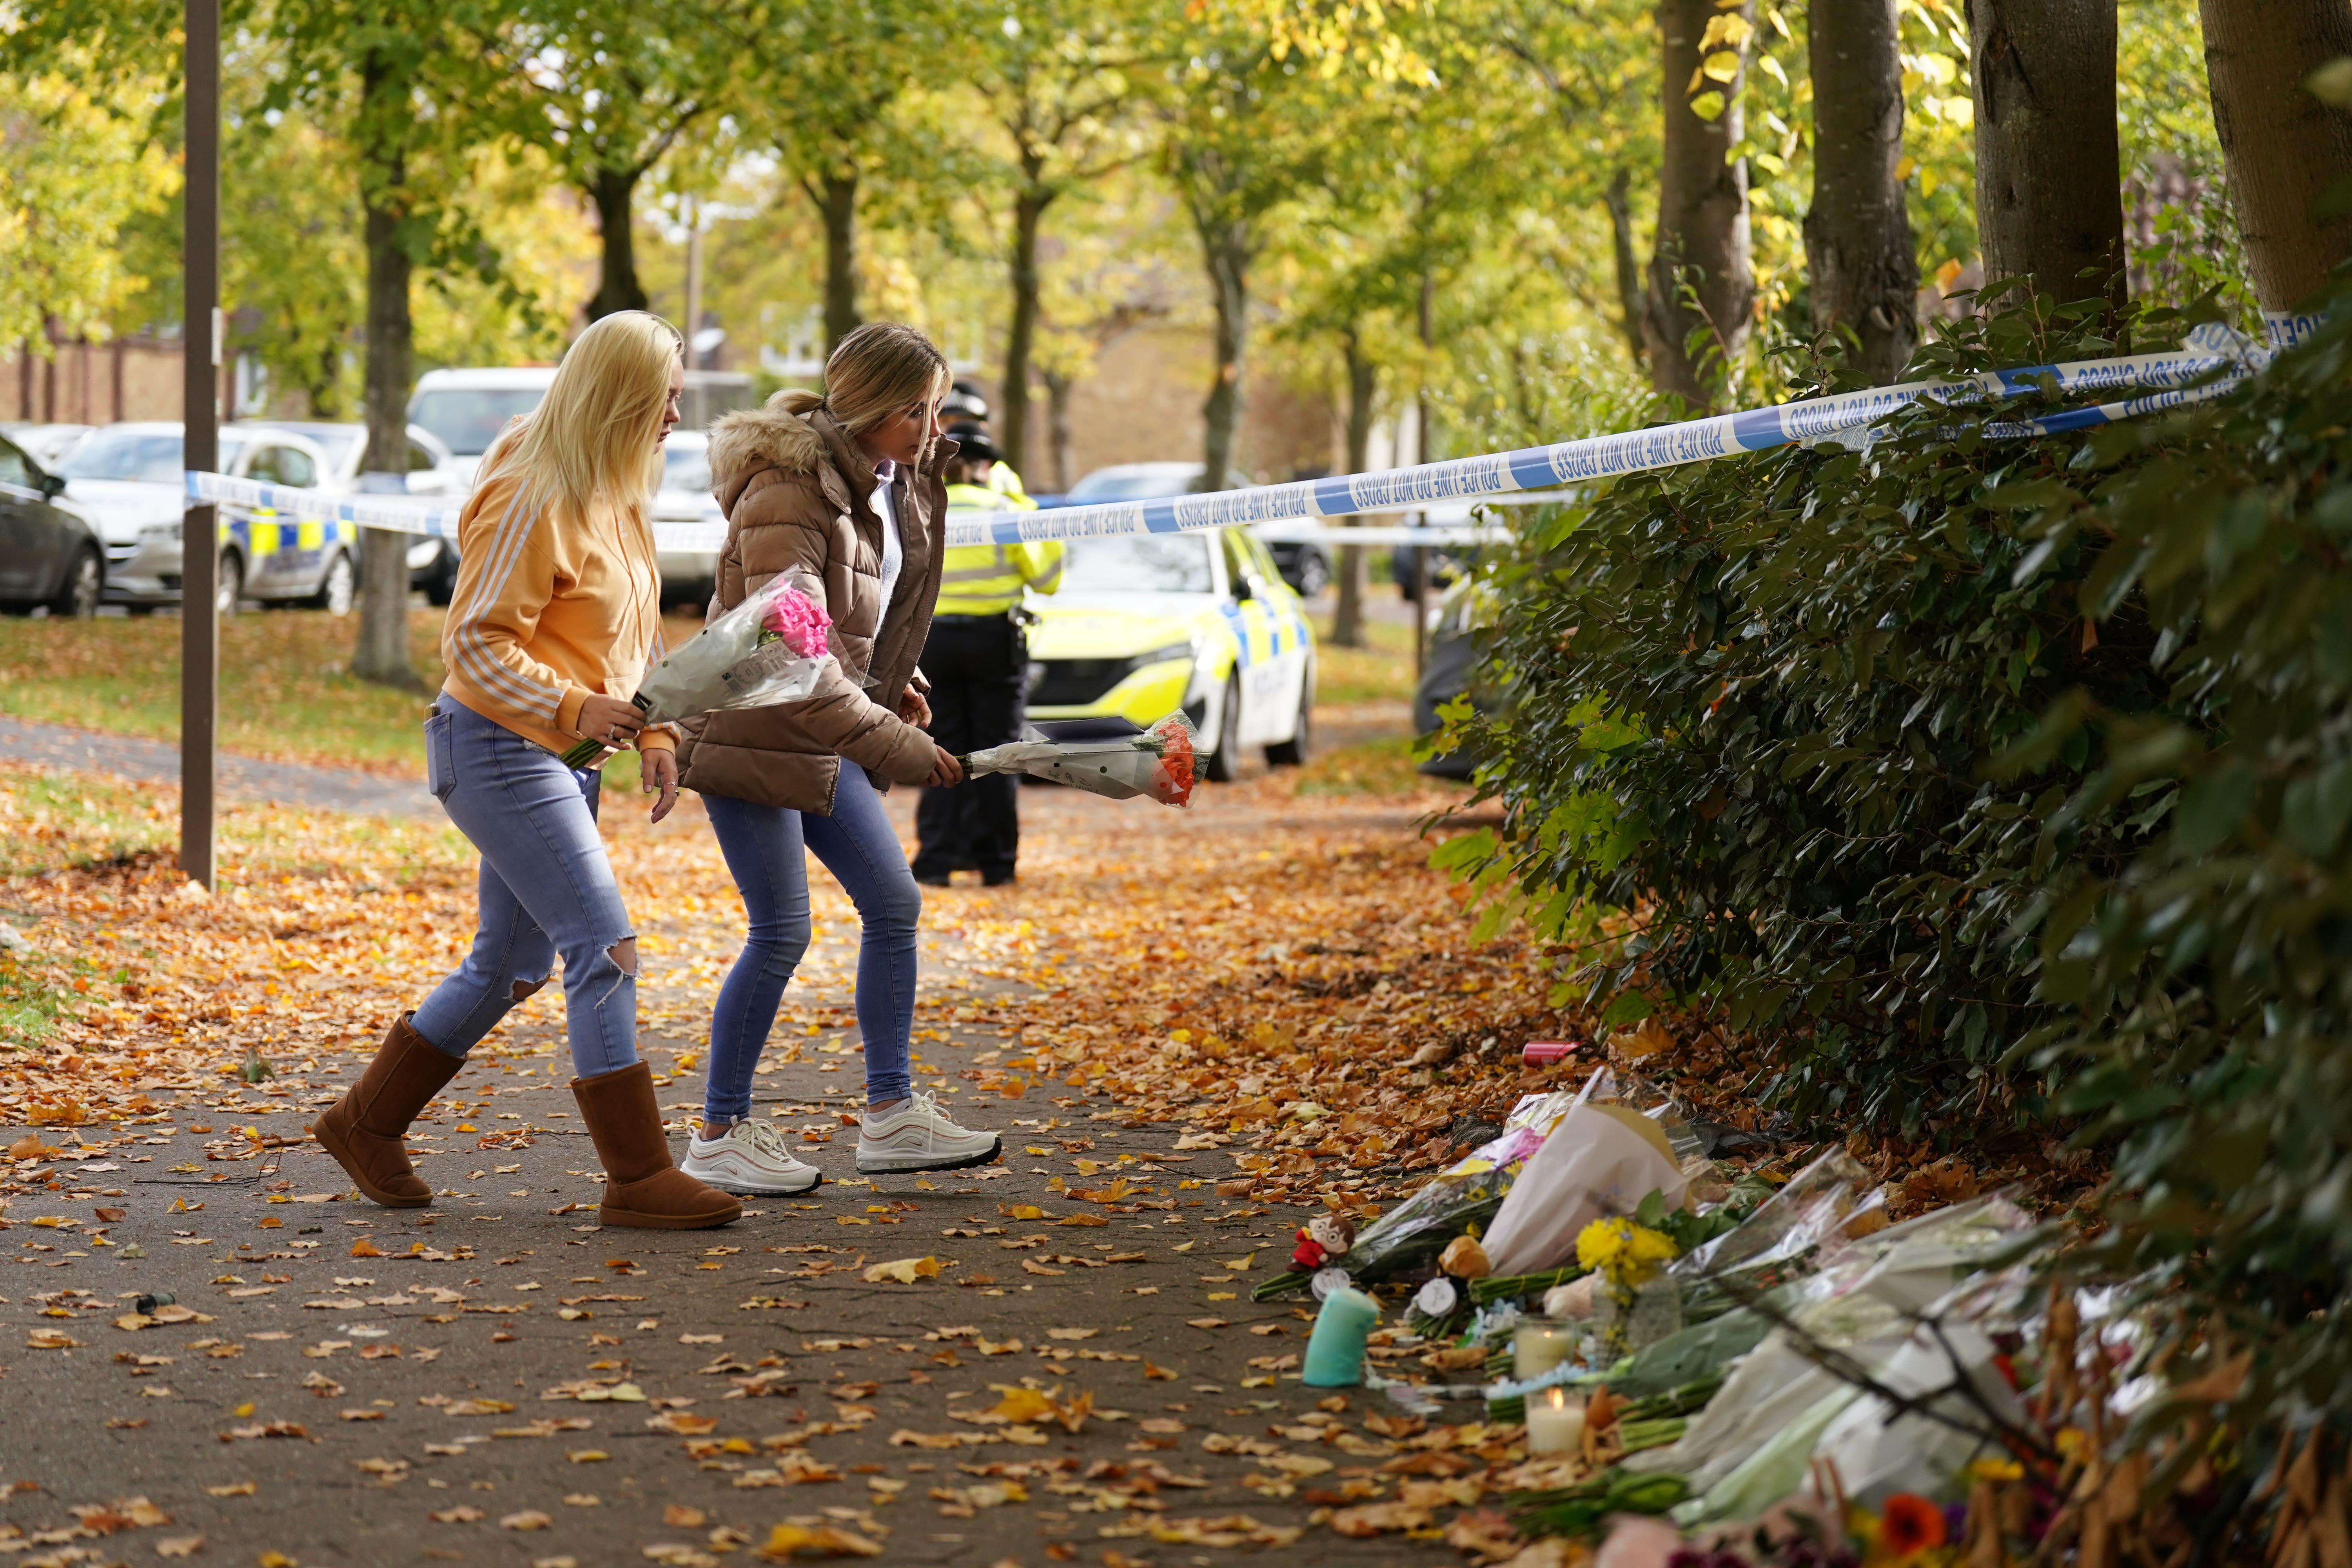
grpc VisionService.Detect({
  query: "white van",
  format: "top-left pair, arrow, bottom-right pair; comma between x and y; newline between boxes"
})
408,366 -> 753,603
408,366 -> 755,484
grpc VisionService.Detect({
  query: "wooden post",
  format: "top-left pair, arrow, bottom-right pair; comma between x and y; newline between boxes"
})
181,0 -> 220,891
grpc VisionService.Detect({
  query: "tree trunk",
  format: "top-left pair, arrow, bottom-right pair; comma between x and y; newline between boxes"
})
1604,168 -> 1648,365
1001,183 -> 1049,485
1805,0 -> 1919,382
1331,326 -> 1377,650
2199,0 -> 2352,321
586,165 -> 648,322
1198,224 -> 1249,493
1043,368 -> 1075,494
352,56 -> 423,693
1643,0 -> 1755,407
682,198 -> 704,362
816,172 -> 862,354
1967,0 -> 2124,307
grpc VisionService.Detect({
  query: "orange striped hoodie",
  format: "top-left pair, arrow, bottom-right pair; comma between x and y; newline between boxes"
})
437,464 -> 676,756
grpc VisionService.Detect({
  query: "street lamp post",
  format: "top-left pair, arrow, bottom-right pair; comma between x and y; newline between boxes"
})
181,0 -> 220,889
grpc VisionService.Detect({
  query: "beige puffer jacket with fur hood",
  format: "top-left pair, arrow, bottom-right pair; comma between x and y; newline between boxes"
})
672,399 -> 951,813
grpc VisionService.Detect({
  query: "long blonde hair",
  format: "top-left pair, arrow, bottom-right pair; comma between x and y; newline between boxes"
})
777,322 -> 947,466
483,310 -> 682,519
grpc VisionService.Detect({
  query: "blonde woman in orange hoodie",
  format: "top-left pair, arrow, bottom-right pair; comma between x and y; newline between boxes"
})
311,310 -> 739,1231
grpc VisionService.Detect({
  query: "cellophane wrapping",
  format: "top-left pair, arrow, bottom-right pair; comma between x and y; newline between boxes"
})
962,711 -> 1199,805
557,569 -> 834,769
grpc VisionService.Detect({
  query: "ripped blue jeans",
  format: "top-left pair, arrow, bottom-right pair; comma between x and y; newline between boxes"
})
411,696 -> 639,1078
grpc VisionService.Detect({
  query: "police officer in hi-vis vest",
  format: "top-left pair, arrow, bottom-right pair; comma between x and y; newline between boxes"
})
911,424 -> 1063,886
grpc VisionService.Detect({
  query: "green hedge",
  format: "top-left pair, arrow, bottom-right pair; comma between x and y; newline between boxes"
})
1445,298 -> 2198,1135
1449,283 -> 2352,1425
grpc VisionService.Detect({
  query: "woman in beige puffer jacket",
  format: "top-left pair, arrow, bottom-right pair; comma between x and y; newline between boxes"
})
673,323 -> 1005,1196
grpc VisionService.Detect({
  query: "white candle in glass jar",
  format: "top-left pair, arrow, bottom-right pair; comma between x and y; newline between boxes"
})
1514,1321 -> 1578,1381
1525,1387 -> 1586,1455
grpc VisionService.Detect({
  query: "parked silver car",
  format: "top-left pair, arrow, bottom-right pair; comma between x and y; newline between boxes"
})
0,422 -> 94,470
654,430 -> 722,610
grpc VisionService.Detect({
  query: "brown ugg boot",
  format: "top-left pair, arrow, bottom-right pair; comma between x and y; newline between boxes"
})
312,1014 -> 462,1208
572,1062 -> 742,1230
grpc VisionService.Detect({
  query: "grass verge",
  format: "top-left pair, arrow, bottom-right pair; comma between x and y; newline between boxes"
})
1308,609 -> 1420,706
1285,735 -> 1446,798
0,606 -> 708,776
0,767 -> 173,877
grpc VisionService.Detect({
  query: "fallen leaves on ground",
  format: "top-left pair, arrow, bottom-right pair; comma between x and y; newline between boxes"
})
755,1522 -> 884,1559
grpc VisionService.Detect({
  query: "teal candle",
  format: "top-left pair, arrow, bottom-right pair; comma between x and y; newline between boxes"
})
1302,1285 -> 1381,1387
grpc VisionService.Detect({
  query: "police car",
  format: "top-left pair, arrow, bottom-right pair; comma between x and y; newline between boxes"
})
1023,527 -> 1314,780
61,420 -> 458,614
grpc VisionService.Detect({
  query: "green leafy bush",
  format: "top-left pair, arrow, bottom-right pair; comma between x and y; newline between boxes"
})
1451,298 -> 2204,1136
1453,280 -> 2352,1425
2011,291 -> 2352,1421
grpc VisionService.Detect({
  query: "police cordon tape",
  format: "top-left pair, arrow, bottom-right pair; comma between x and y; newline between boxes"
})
183,317 -> 2308,554
940,319 -> 2279,550
178,470 -> 731,552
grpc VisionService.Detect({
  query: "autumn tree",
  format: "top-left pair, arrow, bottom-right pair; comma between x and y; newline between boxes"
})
1967,0 -> 2123,305
1152,17 -> 1342,490
743,0 -> 950,352
1805,0 -> 1917,380
1030,191 -> 1179,490
1645,0 -> 1755,405
498,0 -> 741,322
1485,0 -> 1659,366
0,58 -> 177,357
2197,0 -> 2352,320
252,3 -> 526,687
2,0 -> 517,682
969,0 -> 1149,483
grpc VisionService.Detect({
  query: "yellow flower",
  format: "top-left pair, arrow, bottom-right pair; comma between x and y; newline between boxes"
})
1576,1217 -> 1629,1272
1575,1217 -> 1679,1286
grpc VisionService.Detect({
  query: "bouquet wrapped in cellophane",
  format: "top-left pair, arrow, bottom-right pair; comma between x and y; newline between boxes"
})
959,712 -> 1198,806
558,569 -> 835,769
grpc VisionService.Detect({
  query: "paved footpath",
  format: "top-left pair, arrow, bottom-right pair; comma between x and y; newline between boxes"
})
0,716 -> 437,818
0,1013 -> 1439,1568
0,729 -> 1463,1568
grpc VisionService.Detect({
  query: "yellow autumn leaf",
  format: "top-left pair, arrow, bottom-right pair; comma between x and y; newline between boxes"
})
986,1387 -> 1058,1425
861,1255 -> 943,1284
1698,11 -> 1753,49
348,1239 -> 381,1258
758,1522 -> 883,1559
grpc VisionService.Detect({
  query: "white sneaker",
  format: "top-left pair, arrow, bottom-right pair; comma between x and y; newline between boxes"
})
855,1091 -> 1002,1174
680,1118 -> 822,1195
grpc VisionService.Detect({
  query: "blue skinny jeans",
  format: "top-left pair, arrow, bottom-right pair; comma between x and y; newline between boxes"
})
702,763 -> 921,1123
411,697 -> 640,1077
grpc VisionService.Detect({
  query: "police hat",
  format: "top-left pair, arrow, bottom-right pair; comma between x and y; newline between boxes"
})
947,421 -> 1002,465
943,380 -> 990,422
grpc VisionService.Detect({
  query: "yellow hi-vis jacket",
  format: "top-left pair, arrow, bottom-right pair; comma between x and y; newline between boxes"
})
986,460 -> 1032,506
937,481 -> 1063,616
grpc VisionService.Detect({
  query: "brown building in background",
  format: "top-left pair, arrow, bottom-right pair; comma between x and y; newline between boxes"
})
967,324 -> 1337,495
0,333 -> 189,426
